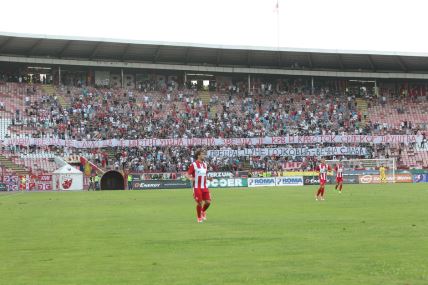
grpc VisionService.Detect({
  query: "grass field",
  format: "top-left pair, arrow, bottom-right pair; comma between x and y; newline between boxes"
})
1,184 -> 427,285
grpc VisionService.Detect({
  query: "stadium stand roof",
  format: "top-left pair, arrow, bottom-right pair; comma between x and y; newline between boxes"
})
1,32 -> 428,79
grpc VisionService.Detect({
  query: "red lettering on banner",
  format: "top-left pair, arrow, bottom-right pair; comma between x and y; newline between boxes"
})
303,136 -> 312,143
407,135 -> 416,144
160,139 -> 171,146
0,135 -> 423,148
272,137 -> 285,144
38,175 -> 52,182
341,136 -> 350,143
185,138 -> 192,146
239,138 -> 251,145
139,139 -> 148,147
321,135 -> 334,143
381,135 -> 389,143
129,140 -> 139,147
195,138 -> 202,146
364,136 -> 374,143
224,138 -> 233,146
175,138 -> 184,146
81,141 -> 94,148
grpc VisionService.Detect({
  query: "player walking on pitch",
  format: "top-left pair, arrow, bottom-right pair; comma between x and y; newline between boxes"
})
186,149 -> 213,223
315,158 -> 331,201
334,162 -> 344,193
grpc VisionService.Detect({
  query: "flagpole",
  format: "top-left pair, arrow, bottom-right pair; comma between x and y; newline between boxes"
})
276,0 -> 280,49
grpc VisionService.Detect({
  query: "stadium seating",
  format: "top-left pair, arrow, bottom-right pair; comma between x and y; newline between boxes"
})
0,80 -> 427,174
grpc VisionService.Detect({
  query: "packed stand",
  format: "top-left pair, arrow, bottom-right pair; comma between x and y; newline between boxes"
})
1,77 -> 428,173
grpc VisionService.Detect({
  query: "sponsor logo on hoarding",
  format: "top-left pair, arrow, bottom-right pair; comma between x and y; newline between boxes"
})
207,178 -> 247,188
38,175 -> 52,182
248,178 -> 276,187
275,176 -> 304,186
133,182 -> 161,189
342,176 -> 359,184
208,172 -> 234,178
413,174 -> 428,183
132,180 -> 191,190
360,175 -> 373,184
303,176 -> 334,185
358,174 -> 413,184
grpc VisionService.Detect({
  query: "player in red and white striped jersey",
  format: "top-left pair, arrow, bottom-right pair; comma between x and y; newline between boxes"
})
186,149 -> 213,223
315,158 -> 331,201
334,162 -> 344,193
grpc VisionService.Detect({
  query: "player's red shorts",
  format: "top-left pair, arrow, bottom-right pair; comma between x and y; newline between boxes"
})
336,177 -> 343,183
193,189 -> 211,202
319,179 -> 327,186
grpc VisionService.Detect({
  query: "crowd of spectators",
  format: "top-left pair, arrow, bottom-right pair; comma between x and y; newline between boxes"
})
1,76 -> 427,173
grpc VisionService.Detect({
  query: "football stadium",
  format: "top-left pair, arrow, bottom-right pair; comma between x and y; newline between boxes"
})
1,1 -> 428,284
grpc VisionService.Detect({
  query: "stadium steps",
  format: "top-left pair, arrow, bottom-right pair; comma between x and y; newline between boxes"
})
210,105 -> 219,117
41,84 -> 55,96
105,148 -> 117,163
242,159 -> 251,170
57,94 -> 71,109
199,91 -> 211,105
199,91 -> 219,118
42,85 -> 71,109
356,98 -> 368,125
0,154 -> 30,175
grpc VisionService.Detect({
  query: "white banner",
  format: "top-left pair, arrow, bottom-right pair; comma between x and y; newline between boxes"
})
207,147 -> 367,157
0,135 -> 420,149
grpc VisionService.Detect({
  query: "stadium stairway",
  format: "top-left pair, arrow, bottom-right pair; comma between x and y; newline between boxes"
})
58,94 -> 71,109
0,154 -> 29,175
199,91 -> 218,118
209,105 -> 219,118
242,160 -> 251,170
356,98 -> 368,125
199,91 -> 211,105
42,85 -> 71,109
41,84 -> 55,96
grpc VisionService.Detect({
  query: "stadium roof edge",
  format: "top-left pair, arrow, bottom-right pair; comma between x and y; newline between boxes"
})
2,31 -> 428,58
1,31 -> 428,76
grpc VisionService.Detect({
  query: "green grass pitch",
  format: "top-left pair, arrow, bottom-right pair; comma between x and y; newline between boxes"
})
1,184 -> 427,285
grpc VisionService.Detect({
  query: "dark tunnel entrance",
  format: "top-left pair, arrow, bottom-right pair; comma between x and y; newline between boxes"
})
100,171 -> 125,190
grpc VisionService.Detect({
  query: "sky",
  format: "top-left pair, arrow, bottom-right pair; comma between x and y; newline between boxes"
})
1,0 -> 427,53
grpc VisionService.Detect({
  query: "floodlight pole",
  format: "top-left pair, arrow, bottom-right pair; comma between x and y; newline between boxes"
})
58,66 -> 61,86
276,0 -> 280,49
121,68 -> 124,88
311,77 -> 314,95
248,74 -> 251,93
